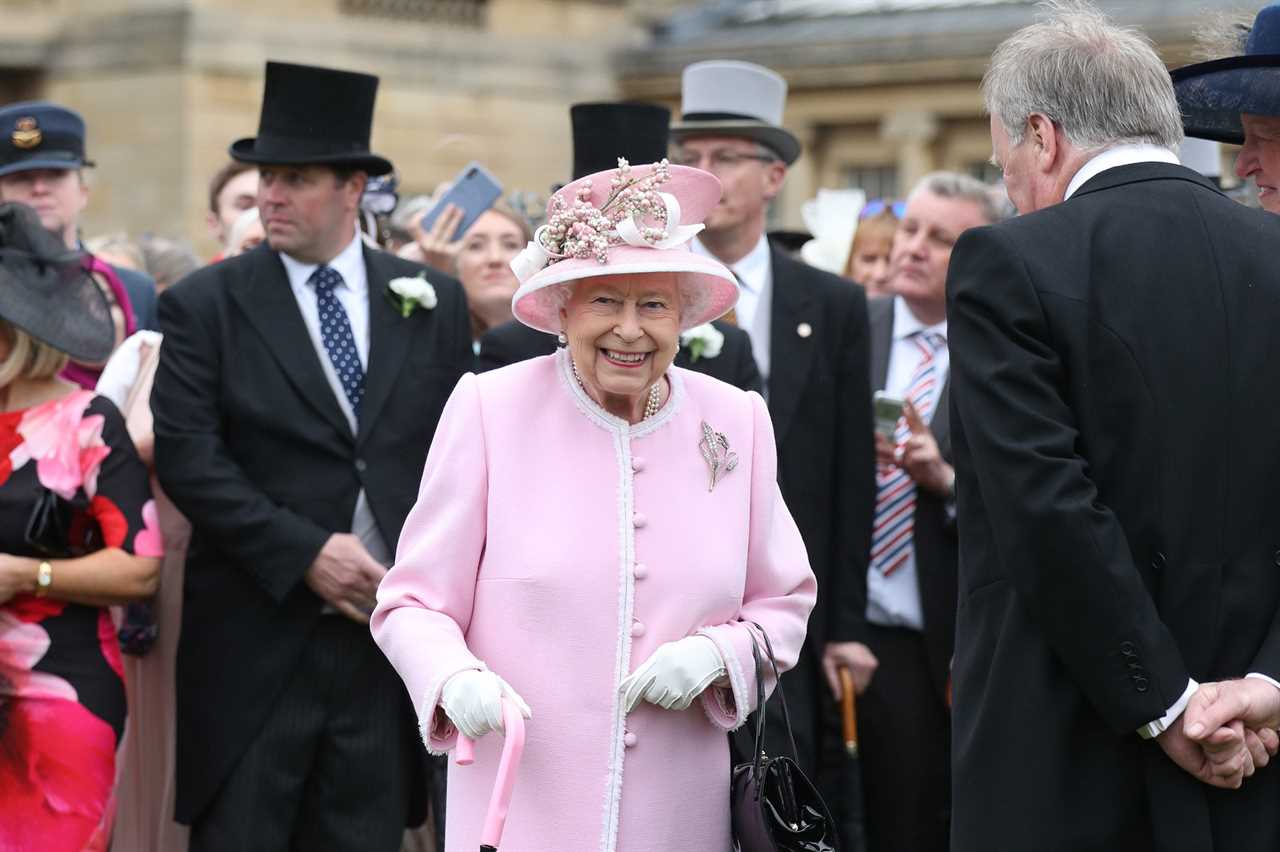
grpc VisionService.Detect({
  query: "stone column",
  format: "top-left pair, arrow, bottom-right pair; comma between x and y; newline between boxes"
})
880,109 -> 939,195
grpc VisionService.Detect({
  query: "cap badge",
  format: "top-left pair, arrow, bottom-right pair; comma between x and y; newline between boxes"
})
11,117 -> 41,150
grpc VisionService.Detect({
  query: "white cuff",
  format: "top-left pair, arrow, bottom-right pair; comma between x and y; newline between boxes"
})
1245,672 -> 1280,693
1137,678 -> 1198,740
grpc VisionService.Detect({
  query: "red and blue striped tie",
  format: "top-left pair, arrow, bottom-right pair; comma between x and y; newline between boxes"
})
870,330 -> 946,576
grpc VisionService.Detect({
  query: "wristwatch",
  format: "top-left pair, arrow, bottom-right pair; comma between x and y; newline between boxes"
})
34,560 -> 53,598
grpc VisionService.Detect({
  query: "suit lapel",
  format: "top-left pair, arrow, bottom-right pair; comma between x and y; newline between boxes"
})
869,296 -> 894,391
767,246 -> 818,444
358,247 -> 418,446
229,247 -> 352,440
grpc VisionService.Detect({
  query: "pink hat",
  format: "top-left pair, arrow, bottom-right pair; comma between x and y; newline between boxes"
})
509,160 -> 739,334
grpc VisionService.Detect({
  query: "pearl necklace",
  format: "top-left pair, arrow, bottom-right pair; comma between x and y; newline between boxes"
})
571,359 -> 663,421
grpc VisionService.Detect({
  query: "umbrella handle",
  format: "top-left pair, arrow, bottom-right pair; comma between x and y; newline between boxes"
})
454,698 -> 527,849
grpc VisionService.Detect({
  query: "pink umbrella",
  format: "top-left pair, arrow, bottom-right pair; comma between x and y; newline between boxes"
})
455,698 -> 527,851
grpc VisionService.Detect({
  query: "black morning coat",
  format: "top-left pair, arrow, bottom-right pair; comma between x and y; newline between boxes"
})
152,242 -> 473,825
476,317 -> 764,394
947,162 -> 1280,852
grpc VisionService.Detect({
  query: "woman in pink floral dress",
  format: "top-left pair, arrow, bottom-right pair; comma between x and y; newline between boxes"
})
0,202 -> 162,851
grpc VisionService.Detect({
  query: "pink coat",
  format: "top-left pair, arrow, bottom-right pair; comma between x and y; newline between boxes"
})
372,349 -> 816,852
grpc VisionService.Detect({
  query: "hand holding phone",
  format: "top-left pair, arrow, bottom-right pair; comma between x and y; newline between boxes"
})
873,391 -> 905,440
419,162 -> 503,243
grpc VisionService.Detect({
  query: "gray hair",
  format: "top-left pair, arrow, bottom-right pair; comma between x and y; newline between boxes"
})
908,171 -> 1014,224
983,0 -> 1183,153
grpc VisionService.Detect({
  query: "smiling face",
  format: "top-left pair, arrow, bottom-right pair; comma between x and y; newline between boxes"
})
456,209 -> 526,333
560,273 -> 682,405
1236,114 -> 1280,214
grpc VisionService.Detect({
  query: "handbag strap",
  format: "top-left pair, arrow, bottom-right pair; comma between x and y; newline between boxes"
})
747,621 -> 801,775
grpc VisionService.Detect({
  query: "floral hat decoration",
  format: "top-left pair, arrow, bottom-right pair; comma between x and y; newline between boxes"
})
509,158 -> 739,334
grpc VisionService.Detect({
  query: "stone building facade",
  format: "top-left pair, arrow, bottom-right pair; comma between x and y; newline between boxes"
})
0,0 -> 1247,252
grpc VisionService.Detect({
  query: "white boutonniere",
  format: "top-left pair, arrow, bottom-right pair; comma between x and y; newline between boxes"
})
680,323 -> 724,363
386,274 -> 438,318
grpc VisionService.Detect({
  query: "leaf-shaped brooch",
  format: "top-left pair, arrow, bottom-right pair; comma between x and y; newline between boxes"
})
698,420 -> 739,492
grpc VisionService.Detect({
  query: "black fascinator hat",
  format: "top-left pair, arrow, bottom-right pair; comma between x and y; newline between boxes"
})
0,202 -> 113,362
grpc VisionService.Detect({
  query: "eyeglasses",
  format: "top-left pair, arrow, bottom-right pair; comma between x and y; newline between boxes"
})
670,150 -> 778,171
860,199 -> 906,220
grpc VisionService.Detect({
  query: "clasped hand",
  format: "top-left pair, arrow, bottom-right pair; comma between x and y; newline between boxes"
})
304,533 -> 387,624
440,669 -> 533,740
1160,679 -> 1280,790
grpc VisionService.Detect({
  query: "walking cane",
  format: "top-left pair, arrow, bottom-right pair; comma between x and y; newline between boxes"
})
455,698 -> 527,852
838,666 -> 858,757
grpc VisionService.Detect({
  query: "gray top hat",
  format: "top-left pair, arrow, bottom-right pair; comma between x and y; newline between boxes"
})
670,60 -> 801,165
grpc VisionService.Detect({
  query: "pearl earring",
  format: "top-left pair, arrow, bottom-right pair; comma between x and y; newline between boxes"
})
557,331 -> 568,347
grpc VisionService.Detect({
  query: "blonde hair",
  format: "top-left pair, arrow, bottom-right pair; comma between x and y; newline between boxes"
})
843,210 -> 899,278
0,320 -> 70,387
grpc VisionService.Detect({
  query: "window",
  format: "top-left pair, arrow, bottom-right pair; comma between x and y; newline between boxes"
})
843,164 -> 899,201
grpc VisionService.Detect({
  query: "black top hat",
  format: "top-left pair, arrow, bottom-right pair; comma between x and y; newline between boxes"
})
1173,4 -> 1280,144
0,203 -> 113,362
570,103 -> 671,180
230,62 -> 393,175
0,101 -> 95,178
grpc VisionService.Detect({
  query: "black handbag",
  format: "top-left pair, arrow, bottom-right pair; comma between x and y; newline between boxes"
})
731,623 -> 839,852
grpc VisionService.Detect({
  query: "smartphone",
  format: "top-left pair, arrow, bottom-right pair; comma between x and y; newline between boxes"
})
420,162 -> 503,241
873,391 -> 906,439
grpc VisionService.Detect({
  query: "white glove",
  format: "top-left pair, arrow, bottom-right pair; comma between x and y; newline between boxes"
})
619,635 -> 727,712
440,669 -> 532,740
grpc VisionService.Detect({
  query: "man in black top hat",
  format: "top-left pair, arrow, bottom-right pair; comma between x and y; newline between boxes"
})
153,61 -> 472,851
0,101 -> 159,333
671,60 -> 876,782
475,101 -> 762,393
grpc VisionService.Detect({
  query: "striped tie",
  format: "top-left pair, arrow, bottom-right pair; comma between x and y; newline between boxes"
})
870,330 -> 946,577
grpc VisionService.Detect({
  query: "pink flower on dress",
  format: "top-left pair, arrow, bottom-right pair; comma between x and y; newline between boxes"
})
0,612 -> 116,850
15,390 -> 111,500
131,499 -> 164,557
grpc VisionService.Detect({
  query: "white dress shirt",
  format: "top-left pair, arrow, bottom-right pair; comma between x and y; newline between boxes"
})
1065,145 -> 1280,734
866,297 -> 948,631
692,233 -> 773,383
278,229 -> 391,569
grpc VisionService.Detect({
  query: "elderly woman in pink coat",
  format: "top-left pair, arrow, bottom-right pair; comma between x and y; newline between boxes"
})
371,159 -> 816,852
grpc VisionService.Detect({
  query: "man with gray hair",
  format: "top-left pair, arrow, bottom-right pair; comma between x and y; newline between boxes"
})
947,2 -> 1280,849
823,170 -> 1006,852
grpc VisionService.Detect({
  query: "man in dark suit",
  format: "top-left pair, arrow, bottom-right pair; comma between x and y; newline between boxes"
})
153,62 -> 472,852
477,101 -> 762,393
948,6 -> 1280,851
0,100 -> 158,331
671,59 -> 876,775
830,172 -> 1007,852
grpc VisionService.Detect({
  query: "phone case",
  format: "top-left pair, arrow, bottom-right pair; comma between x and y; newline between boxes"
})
420,162 -> 504,241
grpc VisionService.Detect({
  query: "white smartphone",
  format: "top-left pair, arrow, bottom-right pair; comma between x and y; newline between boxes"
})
873,391 -> 906,439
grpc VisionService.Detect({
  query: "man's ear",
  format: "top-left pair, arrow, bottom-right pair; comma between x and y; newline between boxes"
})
1027,113 -> 1059,175
761,160 -> 788,201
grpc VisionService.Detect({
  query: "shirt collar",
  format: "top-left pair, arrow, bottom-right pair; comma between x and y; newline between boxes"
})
693,231 -> 771,293
892,295 -> 947,342
1065,143 -> 1181,201
278,228 -> 366,293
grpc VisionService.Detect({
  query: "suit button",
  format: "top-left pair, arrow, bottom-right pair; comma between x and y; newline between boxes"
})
632,456 -> 645,473
1151,552 -> 1167,571
1120,641 -> 1136,655
624,731 -> 638,748
1133,676 -> 1150,692
633,513 -> 647,529
631,621 -> 646,638
633,562 -> 648,580
354,458 -> 367,473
